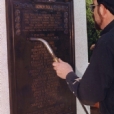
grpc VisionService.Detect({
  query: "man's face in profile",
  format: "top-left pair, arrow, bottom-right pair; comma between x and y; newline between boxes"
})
92,0 -> 103,30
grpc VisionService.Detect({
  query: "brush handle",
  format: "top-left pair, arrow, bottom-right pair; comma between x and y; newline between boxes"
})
52,54 -> 59,62
53,57 -> 59,62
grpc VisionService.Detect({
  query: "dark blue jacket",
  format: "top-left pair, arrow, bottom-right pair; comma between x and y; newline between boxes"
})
66,20 -> 114,114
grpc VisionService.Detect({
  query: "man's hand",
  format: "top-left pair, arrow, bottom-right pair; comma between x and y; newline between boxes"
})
52,59 -> 73,79
90,44 -> 95,50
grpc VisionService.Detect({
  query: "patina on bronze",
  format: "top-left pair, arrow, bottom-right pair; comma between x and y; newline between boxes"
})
6,0 -> 76,114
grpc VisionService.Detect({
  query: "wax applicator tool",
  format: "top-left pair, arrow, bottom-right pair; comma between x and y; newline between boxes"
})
30,38 -> 58,62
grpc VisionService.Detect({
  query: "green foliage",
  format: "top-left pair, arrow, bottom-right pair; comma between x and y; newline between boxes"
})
86,0 -> 100,60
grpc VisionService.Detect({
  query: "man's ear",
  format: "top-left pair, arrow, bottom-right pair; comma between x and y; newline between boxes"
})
99,4 -> 107,16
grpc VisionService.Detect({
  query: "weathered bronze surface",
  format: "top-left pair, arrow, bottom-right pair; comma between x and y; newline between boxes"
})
6,0 -> 76,114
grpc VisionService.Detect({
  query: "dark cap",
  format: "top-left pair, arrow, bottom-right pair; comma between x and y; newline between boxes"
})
97,0 -> 114,14
97,0 -> 114,5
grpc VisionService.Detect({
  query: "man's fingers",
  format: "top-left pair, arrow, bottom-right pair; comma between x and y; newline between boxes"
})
58,58 -> 63,63
52,58 -> 63,67
53,66 -> 57,70
52,62 -> 58,66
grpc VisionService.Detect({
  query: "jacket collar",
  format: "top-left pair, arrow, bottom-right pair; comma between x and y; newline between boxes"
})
100,20 -> 114,36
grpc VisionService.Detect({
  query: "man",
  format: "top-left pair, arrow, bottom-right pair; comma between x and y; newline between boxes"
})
52,0 -> 114,114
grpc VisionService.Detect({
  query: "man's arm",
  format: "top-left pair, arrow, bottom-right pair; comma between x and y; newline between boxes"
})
52,36 -> 114,105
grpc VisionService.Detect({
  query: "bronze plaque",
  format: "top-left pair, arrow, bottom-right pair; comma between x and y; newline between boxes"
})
6,0 -> 76,114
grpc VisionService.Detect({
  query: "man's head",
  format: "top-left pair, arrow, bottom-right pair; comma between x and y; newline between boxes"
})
91,0 -> 114,30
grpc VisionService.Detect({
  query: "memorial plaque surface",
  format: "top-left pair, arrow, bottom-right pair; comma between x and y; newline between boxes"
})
6,0 -> 76,114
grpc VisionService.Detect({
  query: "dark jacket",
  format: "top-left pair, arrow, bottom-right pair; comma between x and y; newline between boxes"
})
66,20 -> 114,114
